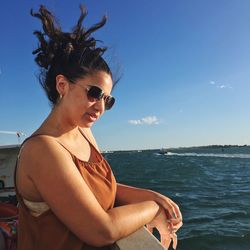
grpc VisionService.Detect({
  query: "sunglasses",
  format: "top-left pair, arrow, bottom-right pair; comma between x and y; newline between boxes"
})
75,84 -> 115,110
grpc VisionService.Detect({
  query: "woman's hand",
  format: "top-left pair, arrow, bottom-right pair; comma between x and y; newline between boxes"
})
146,208 -> 178,250
147,192 -> 183,249
153,192 -> 183,230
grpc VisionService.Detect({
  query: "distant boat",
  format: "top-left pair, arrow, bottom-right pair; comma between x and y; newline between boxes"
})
102,150 -> 114,154
158,148 -> 168,155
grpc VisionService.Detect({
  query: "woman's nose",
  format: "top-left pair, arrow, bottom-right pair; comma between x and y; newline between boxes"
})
93,98 -> 105,112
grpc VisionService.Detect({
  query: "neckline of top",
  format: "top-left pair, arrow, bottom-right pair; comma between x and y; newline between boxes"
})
18,127 -> 104,165
75,127 -> 104,165
49,127 -> 103,165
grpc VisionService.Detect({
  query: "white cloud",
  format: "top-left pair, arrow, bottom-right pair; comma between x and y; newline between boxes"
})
128,120 -> 143,125
141,116 -> 159,125
217,85 -> 226,89
128,116 -> 160,125
209,81 -> 232,89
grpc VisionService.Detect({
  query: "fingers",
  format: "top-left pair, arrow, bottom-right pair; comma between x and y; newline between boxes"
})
166,198 -> 182,221
174,221 -> 183,231
155,195 -> 181,222
166,217 -> 181,226
171,200 -> 183,221
160,234 -> 172,250
170,220 -> 183,233
172,233 -> 178,249
146,224 -> 154,234
152,221 -> 178,249
160,231 -> 178,250
160,198 -> 178,220
163,198 -> 183,229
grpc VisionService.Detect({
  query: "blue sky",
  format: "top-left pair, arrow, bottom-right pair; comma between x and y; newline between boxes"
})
0,0 -> 250,150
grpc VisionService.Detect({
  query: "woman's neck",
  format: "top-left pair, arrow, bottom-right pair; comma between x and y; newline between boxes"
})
36,106 -> 78,137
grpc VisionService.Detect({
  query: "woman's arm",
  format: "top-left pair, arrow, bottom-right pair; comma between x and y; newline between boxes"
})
116,183 -> 157,205
116,183 -> 182,223
19,136 -> 161,247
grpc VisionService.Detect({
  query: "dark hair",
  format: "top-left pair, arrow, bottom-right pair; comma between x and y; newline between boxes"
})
31,5 -> 112,105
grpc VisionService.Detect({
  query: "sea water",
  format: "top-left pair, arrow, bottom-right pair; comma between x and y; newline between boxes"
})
104,146 -> 250,250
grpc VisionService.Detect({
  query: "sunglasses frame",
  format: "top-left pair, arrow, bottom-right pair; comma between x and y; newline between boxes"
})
74,84 -> 115,110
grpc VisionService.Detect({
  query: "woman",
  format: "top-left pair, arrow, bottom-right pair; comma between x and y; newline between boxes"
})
14,5 -> 182,250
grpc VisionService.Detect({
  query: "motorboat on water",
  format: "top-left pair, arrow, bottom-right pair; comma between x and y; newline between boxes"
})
158,148 -> 169,155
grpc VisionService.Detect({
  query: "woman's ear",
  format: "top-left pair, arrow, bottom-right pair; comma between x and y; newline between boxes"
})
55,75 -> 68,97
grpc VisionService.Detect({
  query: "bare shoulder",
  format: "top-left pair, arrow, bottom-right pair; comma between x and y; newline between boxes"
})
19,135 -> 73,177
18,134 -> 105,212
21,134 -> 64,153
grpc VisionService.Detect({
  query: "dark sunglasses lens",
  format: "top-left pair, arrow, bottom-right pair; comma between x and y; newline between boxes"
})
87,86 -> 103,101
105,96 -> 115,110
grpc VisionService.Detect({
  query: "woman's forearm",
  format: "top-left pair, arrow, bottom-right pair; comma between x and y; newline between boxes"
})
106,200 -> 160,243
115,183 -> 156,206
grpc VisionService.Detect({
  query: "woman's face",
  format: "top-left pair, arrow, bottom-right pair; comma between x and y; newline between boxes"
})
61,71 -> 113,128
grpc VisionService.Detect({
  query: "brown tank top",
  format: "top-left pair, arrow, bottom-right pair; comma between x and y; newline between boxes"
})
14,129 -> 117,250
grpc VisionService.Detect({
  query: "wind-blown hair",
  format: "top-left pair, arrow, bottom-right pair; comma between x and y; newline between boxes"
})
31,5 -> 112,105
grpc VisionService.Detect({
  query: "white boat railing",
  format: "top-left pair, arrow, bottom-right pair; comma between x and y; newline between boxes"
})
0,130 -> 26,144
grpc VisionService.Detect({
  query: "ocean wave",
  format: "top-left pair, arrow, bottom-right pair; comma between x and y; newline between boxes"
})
164,152 -> 250,159
185,215 -> 214,223
217,211 -> 249,220
178,233 -> 250,250
185,211 -> 249,224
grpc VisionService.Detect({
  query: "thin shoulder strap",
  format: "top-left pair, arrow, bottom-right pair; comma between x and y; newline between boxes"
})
14,134 -> 75,198
52,140 -> 76,159
78,128 -> 102,156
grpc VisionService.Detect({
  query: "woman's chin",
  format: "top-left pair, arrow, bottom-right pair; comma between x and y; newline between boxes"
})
80,114 -> 99,128
79,119 -> 95,128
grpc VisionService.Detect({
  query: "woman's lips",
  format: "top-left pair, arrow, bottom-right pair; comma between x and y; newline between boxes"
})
86,112 -> 99,122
